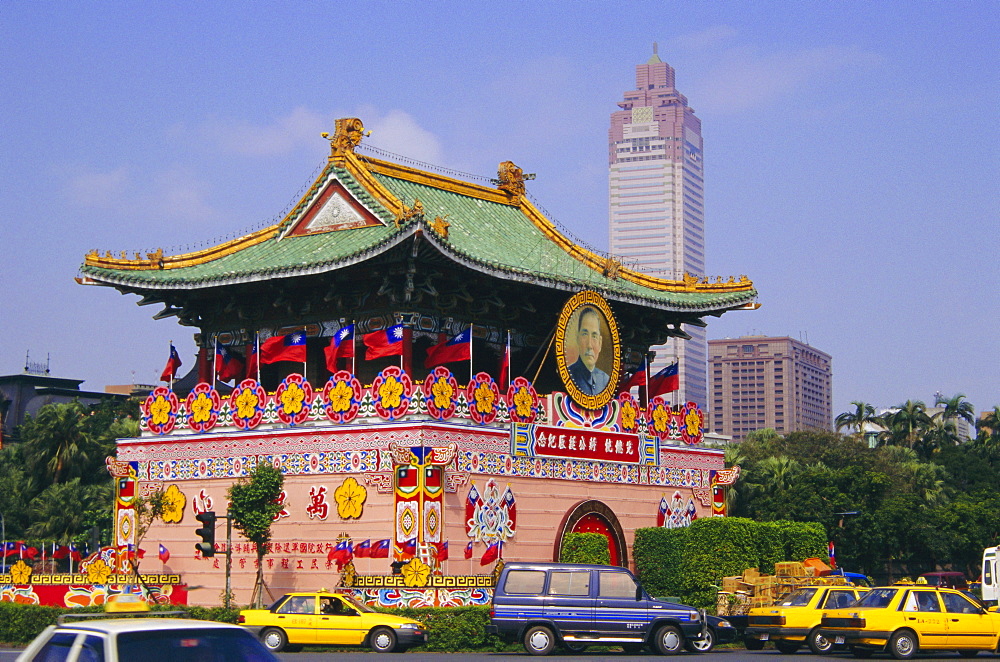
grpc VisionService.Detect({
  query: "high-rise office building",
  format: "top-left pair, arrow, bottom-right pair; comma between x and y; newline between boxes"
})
609,46 -> 706,406
708,336 -> 833,442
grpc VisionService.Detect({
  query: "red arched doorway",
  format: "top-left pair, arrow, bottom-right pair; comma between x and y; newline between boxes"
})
554,500 -> 628,568
572,512 -> 620,566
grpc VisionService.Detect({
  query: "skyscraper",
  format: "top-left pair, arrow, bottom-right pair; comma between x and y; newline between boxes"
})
708,336 -> 833,442
609,45 -> 706,406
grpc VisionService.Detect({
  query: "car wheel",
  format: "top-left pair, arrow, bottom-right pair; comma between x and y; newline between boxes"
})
523,625 -> 556,656
369,627 -> 397,653
889,629 -> 918,660
744,635 -> 766,651
774,639 -> 800,654
685,627 -> 715,652
807,627 -> 834,654
260,628 -> 288,653
653,625 -> 683,655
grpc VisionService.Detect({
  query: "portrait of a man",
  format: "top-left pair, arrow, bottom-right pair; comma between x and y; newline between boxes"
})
567,306 -> 610,396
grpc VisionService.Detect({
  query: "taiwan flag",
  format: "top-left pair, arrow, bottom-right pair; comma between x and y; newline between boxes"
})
52,545 -> 69,560
464,541 -> 474,559
245,340 -> 259,380
3,542 -> 23,558
324,324 -> 355,372
68,544 -> 82,561
424,327 -> 472,369
159,345 -> 183,382
435,541 -> 449,562
480,541 -> 501,566
499,336 -> 510,390
370,539 -> 390,559
260,331 -> 307,364
620,363 -> 647,393
363,325 -> 406,360
215,344 -> 245,382
158,544 -> 170,563
328,539 -> 353,566
399,538 -> 417,559
354,539 -> 371,558
648,361 -> 679,397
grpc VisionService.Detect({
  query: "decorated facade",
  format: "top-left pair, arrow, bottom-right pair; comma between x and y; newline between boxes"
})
69,118 -> 756,607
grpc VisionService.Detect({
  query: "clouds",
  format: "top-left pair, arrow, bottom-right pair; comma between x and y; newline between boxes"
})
356,108 -> 445,165
203,106 -> 327,157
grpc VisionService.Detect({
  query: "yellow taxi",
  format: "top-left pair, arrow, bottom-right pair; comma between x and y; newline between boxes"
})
238,589 -> 427,653
744,584 -> 868,654
818,584 -> 1000,659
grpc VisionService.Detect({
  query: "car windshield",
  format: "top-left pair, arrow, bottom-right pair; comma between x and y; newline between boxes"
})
117,628 -> 277,662
855,588 -> 897,608
340,594 -> 375,613
777,588 -> 817,606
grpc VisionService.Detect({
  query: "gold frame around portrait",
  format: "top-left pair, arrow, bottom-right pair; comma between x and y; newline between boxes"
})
554,291 -> 621,410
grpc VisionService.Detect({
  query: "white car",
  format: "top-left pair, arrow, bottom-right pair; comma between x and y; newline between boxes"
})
17,616 -> 278,662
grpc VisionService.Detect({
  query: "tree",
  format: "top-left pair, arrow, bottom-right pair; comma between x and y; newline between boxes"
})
25,480 -> 112,542
882,400 -> 931,449
934,393 -> 976,427
835,401 -> 879,439
228,462 -> 284,607
18,401 -> 98,486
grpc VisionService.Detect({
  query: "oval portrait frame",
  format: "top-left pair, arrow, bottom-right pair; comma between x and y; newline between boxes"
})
554,290 -> 621,410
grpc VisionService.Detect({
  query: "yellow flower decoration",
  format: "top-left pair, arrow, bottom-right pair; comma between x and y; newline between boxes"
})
378,376 -> 404,409
190,392 -> 213,424
161,484 -> 186,523
280,382 -> 305,415
86,558 -> 112,585
340,560 -> 357,587
150,396 -> 171,426
334,477 -> 367,519
329,381 -> 354,413
431,377 -> 454,409
401,558 -> 430,588
513,387 -> 533,418
474,382 -> 495,413
235,388 -> 259,419
685,409 -> 702,437
9,560 -> 31,584
621,401 -> 636,430
652,405 -> 670,433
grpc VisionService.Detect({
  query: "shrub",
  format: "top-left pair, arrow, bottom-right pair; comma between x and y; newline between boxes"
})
560,533 -> 611,565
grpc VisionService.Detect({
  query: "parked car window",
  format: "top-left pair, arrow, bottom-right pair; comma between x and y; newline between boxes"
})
118,628 -> 276,662
857,588 -> 897,608
29,631 -> 78,662
942,591 -> 982,614
548,571 -> 590,596
903,591 -> 941,612
78,635 -> 105,662
776,588 -> 817,607
598,572 -> 637,598
503,570 -> 546,594
823,590 -> 857,609
277,596 -> 314,614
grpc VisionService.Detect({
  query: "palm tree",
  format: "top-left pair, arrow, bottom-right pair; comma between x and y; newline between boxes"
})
934,393 -> 976,427
883,400 -> 931,449
917,417 -> 960,459
835,401 -> 879,439
19,401 -> 96,485
975,406 -> 1000,445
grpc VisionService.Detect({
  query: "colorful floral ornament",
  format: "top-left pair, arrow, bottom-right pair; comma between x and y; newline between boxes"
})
322,371 -> 362,424
466,372 -> 500,425
334,476 -> 367,519
9,560 -> 31,585
372,366 -> 412,420
161,484 -> 186,523
275,373 -> 313,425
422,366 -> 458,420
401,558 -> 431,588
142,386 -> 178,435
680,401 -> 704,445
185,382 -> 221,433
229,379 -> 266,430
646,396 -> 673,442
506,376 -> 538,424
617,392 -> 641,432
85,558 -> 112,585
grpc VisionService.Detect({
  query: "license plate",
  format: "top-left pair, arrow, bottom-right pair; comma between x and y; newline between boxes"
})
834,636 -> 845,644
760,634 -> 769,641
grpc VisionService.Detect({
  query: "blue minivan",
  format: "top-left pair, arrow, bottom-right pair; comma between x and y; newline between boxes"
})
488,561 -> 713,655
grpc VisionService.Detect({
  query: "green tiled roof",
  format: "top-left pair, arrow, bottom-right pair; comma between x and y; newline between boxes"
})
80,150 -> 756,314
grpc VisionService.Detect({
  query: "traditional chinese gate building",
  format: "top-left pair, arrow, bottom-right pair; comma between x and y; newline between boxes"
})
77,118 -> 756,607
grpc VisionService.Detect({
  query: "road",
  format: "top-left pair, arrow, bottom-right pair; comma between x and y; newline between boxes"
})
274,650 -> 999,661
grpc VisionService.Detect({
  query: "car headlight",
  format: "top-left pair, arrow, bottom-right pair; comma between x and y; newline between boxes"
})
716,620 -> 733,628
398,623 -> 420,629
690,610 -> 701,622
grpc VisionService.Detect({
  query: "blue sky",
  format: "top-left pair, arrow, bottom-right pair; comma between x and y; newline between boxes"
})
2,1 -> 998,420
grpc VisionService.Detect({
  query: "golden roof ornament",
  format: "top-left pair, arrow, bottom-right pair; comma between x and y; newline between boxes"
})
322,118 -> 369,158
496,161 -> 526,201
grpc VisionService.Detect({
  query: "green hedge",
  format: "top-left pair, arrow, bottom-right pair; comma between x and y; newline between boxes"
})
634,517 -> 827,608
560,532 -> 611,565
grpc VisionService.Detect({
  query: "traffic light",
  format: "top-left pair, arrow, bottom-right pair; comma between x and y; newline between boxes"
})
195,511 -> 216,557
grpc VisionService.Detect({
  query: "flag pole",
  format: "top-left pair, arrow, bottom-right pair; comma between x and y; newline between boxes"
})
351,320 -> 357,375
468,323 -> 474,382
168,340 -> 175,390
644,356 -> 649,410
213,337 -> 218,389
256,333 -> 261,383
